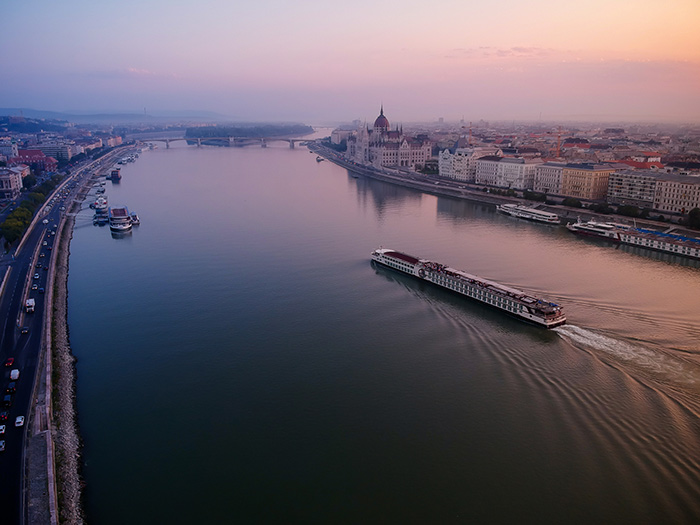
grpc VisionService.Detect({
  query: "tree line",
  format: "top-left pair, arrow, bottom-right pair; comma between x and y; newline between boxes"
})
1,175 -> 63,247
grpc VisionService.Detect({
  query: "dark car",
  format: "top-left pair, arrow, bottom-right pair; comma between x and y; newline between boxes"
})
2,395 -> 11,408
5,382 -> 16,394
20,327 -> 29,334
39,288 -> 45,294
3,358 -> 13,367
0,411 -> 8,422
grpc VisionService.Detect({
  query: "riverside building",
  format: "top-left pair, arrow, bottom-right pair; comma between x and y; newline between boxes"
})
438,147 -> 502,182
346,107 -> 432,170
474,156 -> 542,190
607,169 -> 658,208
560,163 -> 617,201
0,166 -> 25,200
533,162 -> 566,195
653,174 -> 700,214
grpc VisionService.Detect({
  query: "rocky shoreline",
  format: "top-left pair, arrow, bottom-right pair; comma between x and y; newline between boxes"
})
50,203 -> 84,524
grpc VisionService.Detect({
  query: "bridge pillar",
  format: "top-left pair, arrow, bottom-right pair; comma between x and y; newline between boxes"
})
165,139 -> 170,149
228,137 -> 234,147
261,138 -> 267,148
197,138 -> 202,147
289,140 -> 295,149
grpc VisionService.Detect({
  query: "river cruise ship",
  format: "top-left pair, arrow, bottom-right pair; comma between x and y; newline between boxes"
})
567,219 -> 700,260
371,248 -> 566,328
108,207 -> 132,232
496,204 -> 560,224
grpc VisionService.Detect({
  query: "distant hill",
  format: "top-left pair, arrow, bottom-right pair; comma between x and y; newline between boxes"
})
0,108 -> 233,124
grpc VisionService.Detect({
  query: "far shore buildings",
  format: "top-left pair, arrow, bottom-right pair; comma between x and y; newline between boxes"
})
345,107 -> 431,169
0,166 -> 28,200
8,150 -> 58,173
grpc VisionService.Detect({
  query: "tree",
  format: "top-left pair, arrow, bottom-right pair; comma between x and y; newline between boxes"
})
589,203 -> 613,214
617,205 -> 640,217
562,197 -> 582,208
688,208 -> 700,229
22,174 -> 37,189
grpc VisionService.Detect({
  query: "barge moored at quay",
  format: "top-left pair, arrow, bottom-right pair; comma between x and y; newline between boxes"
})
108,206 -> 133,232
567,218 -> 700,260
371,248 -> 566,328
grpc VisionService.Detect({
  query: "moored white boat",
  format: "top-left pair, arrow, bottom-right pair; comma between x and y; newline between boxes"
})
497,203 -> 560,224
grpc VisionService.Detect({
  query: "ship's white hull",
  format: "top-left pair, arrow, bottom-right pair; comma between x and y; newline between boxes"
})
497,204 -> 560,224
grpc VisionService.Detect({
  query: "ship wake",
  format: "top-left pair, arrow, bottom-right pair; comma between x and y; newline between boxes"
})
555,324 -> 700,389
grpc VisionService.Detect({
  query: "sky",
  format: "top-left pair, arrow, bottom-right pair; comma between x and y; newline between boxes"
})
2,0 -> 700,124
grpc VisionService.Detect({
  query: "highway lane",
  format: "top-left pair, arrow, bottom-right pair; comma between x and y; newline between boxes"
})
0,221 -> 52,523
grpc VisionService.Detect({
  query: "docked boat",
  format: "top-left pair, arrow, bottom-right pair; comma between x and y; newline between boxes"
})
497,203 -> 560,224
130,212 -> 140,226
566,219 -> 629,240
316,156 -> 325,162
371,248 -> 566,328
108,206 -> 132,232
109,168 -> 122,181
93,196 -> 108,212
567,218 -> 700,260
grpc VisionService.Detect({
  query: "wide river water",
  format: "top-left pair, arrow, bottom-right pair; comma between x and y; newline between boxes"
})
68,135 -> 700,523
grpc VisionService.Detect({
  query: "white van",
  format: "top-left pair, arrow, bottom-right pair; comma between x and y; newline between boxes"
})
10,369 -> 19,381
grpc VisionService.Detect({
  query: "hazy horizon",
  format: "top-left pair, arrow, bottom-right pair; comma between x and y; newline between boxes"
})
3,0 -> 699,124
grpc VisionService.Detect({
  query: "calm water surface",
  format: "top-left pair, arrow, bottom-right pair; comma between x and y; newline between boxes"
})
68,139 -> 700,524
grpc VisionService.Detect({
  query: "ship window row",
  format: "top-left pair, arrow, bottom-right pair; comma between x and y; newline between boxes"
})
433,276 -> 524,311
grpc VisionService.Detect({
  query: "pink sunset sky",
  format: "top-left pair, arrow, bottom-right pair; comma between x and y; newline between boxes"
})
2,0 -> 699,123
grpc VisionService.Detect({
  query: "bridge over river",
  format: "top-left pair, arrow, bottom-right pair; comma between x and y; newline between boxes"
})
141,136 -> 308,149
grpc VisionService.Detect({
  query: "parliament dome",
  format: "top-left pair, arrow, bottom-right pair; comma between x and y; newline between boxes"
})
373,106 -> 390,131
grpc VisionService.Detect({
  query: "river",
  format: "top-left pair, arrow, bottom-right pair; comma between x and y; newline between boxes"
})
67,134 -> 700,524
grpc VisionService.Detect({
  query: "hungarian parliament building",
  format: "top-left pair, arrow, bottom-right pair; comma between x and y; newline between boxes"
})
345,107 -> 431,169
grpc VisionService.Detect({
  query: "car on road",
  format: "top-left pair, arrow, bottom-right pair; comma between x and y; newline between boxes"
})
39,253 -> 45,258
0,425 -> 5,434
0,440 -> 5,452
42,241 -> 47,246
4,358 -> 13,367
34,273 -> 39,279
15,416 -> 24,427
0,411 -> 8,422
39,288 -> 45,294
3,395 -> 12,407
5,383 -> 16,394
42,219 -> 49,224
10,369 -> 19,380
32,284 -> 38,290
20,326 -> 29,335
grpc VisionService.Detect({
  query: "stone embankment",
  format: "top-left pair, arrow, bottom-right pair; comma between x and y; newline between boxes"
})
49,206 -> 84,525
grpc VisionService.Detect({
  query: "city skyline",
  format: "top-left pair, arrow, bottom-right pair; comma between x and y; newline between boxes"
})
2,0 -> 700,124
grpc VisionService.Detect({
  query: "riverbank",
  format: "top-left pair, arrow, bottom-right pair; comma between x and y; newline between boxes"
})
49,205 -> 84,524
